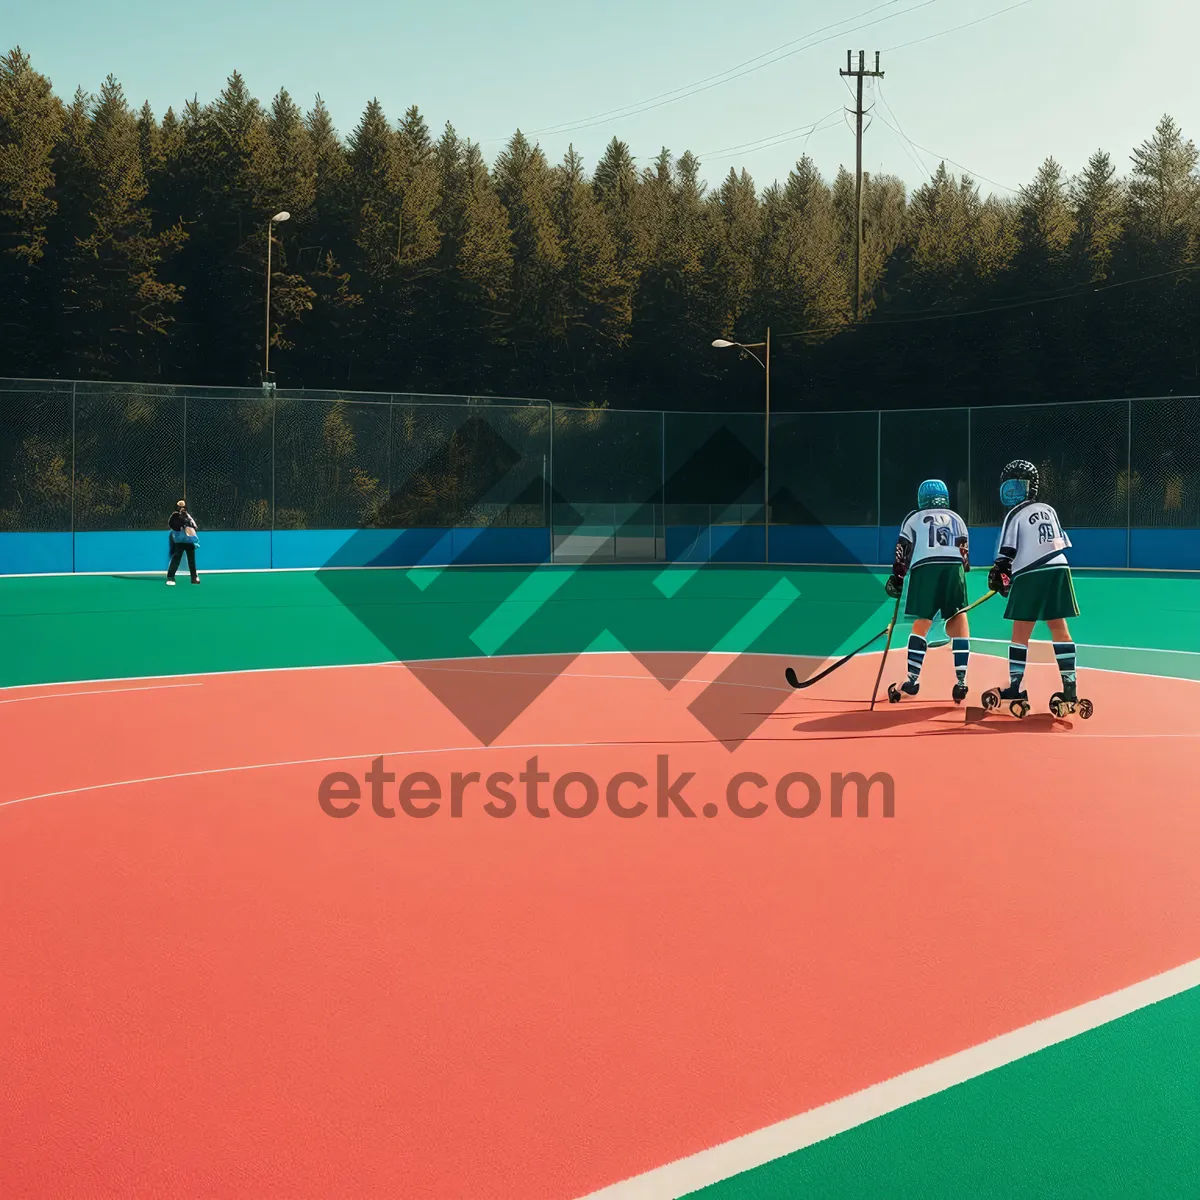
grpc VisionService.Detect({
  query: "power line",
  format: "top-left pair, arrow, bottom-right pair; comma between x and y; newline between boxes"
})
882,0 -> 1038,52
774,264 -> 1200,341
700,110 -> 842,159
526,0 -> 910,137
871,91 -> 1018,192
873,81 -> 930,179
485,0 -> 941,142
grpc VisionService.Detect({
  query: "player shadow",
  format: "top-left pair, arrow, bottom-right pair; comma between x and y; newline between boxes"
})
788,704 -> 949,735
784,704 -> 1073,738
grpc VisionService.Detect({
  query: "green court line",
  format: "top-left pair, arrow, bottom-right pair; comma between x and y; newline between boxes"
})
685,981 -> 1200,1199
468,565 -> 578,655
710,578 -> 801,654
2,566 -> 1200,689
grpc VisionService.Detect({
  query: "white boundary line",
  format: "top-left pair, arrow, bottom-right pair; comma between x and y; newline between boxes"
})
968,635 -> 1200,657
4,640 -> 1200,697
0,649 -> 808,695
4,726 -> 1200,812
575,956 -> 1200,1199
5,561 -> 1200,579
0,683 -> 202,706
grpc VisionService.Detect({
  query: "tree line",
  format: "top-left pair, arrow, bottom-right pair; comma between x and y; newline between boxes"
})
1,47 -> 1198,412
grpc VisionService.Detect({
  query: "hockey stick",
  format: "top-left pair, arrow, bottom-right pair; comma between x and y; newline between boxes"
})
783,623 -> 893,690
923,589 -> 998,647
782,589 -> 998,693
869,594 -> 904,710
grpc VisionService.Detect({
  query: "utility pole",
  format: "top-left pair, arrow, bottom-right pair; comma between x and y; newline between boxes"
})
839,50 -> 884,320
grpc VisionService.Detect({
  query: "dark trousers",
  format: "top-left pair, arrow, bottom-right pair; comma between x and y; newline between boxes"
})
167,542 -> 198,582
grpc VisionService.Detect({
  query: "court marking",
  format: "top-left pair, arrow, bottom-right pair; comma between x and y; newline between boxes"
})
4,729 -> 1200,812
4,562 -> 1200,580
4,641 -> 1200,696
576,955 -> 1200,1199
5,640 -> 1199,1197
0,683 -> 203,706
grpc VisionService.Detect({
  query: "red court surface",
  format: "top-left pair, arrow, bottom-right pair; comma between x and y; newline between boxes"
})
3,650 -> 1200,1198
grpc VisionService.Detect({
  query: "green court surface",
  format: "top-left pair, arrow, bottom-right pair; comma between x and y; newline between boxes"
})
3,564 -> 1200,689
4,563 -> 1200,1198
688,981 -> 1200,1199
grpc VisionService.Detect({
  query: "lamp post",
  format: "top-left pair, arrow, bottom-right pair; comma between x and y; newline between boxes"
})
713,328 -> 771,563
264,210 -> 290,389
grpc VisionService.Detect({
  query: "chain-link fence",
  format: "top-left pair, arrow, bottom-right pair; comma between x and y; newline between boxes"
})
2,379 -> 1198,564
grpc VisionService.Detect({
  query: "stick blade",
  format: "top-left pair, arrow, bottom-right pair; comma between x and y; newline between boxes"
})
785,666 -> 801,689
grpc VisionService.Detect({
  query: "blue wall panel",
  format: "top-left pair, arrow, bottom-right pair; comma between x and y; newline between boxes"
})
1131,529 -> 1200,571
768,525 -> 879,565
3,525 -> 1198,574
271,527 -> 551,570
74,532 -> 172,574
0,533 -> 73,575
667,525 -> 765,563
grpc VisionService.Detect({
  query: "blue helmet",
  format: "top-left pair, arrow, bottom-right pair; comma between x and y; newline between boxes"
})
1000,459 -> 1039,508
917,479 -> 950,510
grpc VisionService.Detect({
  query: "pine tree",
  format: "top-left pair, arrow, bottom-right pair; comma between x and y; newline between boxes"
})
294,96 -> 359,387
56,76 -> 186,375
763,156 -> 849,335
711,167 -> 761,336
1128,115 -> 1199,261
593,137 -> 643,299
1069,150 -> 1125,281
493,131 -> 562,369
449,138 -> 513,365
1016,157 -> 1076,282
551,145 -> 628,360
0,49 -> 64,369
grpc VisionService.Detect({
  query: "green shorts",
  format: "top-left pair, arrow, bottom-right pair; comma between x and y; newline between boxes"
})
1004,565 -> 1079,622
905,561 -> 968,621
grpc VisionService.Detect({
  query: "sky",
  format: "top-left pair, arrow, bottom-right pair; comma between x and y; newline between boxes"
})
7,0 -> 1199,199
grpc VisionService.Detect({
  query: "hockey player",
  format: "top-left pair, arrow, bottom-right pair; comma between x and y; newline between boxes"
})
984,459 -> 1090,719
884,479 -> 972,704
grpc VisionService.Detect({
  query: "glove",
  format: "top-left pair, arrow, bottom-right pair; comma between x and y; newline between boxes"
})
885,574 -> 904,600
988,562 -> 1012,596
957,539 -> 970,572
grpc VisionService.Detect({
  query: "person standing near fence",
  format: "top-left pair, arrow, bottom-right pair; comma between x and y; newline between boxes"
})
167,500 -> 200,585
884,479 -> 973,704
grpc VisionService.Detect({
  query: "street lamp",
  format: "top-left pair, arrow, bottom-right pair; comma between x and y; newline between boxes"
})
713,328 -> 771,562
264,211 -> 291,389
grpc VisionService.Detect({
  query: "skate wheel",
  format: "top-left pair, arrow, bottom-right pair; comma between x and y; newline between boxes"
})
1049,695 -> 1067,719
1010,700 -> 1030,719
981,690 -> 1000,711
887,684 -> 902,704
1078,698 -> 1094,719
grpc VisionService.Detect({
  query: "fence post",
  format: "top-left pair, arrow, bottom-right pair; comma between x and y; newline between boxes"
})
182,389 -> 188,505
1126,399 -> 1133,569
71,381 -> 77,574
875,409 -> 882,560
270,390 -> 276,568
661,409 -> 666,563
386,395 -> 395,500
548,401 -> 555,564
966,406 -> 973,524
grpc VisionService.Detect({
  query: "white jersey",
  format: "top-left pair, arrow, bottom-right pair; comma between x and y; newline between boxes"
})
996,501 -> 1071,575
898,508 -> 968,570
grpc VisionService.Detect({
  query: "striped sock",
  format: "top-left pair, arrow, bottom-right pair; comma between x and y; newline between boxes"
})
1053,641 -> 1077,687
1008,643 -> 1028,691
952,637 -> 970,684
907,635 -> 927,683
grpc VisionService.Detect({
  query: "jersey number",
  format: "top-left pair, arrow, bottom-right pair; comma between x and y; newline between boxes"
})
923,515 -> 952,548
